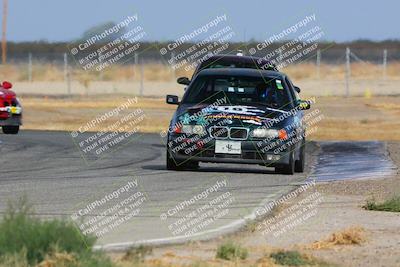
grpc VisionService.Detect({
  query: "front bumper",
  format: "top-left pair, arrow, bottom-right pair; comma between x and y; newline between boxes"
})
168,136 -> 292,166
0,115 -> 22,126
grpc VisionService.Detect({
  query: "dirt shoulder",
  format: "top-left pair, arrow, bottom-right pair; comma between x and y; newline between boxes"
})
289,142 -> 400,267
109,142 -> 400,267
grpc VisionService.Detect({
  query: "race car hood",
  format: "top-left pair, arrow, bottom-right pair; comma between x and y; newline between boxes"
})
175,103 -> 292,128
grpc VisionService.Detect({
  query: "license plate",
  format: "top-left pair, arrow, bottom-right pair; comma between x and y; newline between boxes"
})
8,107 -> 21,114
215,140 -> 241,154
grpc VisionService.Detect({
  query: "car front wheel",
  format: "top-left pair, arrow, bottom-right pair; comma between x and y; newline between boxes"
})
166,150 -> 199,171
166,150 -> 180,170
275,150 -> 295,175
2,126 -> 19,134
295,139 -> 306,173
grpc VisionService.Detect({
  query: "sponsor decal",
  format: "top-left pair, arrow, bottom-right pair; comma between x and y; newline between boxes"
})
276,79 -> 284,90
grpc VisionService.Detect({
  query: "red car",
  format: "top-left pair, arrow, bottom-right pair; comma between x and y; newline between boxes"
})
0,81 -> 22,134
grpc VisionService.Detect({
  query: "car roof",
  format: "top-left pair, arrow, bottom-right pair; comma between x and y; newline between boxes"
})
198,54 -> 278,71
195,67 -> 286,79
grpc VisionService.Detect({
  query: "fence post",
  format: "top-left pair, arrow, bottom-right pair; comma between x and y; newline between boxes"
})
28,53 -> 32,82
139,56 -> 144,96
64,53 -> 71,95
345,47 -> 350,97
383,49 -> 387,81
278,46 -> 283,65
170,51 -> 176,79
98,51 -> 103,81
133,52 -> 138,81
63,52 -> 68,81
134,52 -> 138,65
316,49 -> 321,79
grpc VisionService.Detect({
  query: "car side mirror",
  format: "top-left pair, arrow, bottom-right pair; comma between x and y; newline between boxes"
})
294,86 -> 301,93
298,100 -> 311,110
166,95 -> 179,105
177,77 -> 190,85
1,81 -> 12,89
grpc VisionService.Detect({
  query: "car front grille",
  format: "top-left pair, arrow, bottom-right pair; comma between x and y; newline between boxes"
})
209,126 -> 249,140
210,126 -> 229,139
229,127 -> 248,140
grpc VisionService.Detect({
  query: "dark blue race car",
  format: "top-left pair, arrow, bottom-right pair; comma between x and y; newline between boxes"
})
166,66 -> 310,174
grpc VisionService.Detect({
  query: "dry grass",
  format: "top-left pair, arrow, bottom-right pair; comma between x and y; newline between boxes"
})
114,248 -> 329,267
22,96 -> 175,110
310,118 -> 400,141
304,226 -> 366,250
18,95 -> 400,141
366,103 -> 400,113
0,63 -> 192,83
309,96 -> 400,141
281,62 -> 400,80
20,96 -> 173,133
2,62 -> 400,83
37,251 -> 77,267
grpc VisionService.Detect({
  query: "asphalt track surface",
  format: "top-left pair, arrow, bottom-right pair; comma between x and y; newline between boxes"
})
0,131 -> 396,250
308,141 -> 396,182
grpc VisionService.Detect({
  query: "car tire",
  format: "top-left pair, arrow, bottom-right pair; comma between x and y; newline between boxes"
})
166,150 -> 199,171
275,150 -> 295,175
295,139 -> 306,173
166,150 -> 180,170
2,126 -> 19,134
187,161 -> 199,170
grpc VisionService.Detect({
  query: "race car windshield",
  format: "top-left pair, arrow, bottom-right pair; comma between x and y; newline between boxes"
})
181,75 -> 292,110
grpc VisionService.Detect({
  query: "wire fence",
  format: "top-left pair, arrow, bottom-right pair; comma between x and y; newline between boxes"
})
2,45 -> 400,97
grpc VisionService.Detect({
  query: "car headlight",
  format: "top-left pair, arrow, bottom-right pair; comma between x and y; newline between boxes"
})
181,125 -> 193,134
251,128 -> 279,138
181,125 -> 205,135
192,125 -> 205,135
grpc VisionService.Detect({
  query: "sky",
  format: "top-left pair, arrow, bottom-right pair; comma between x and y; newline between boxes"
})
2,0 -> 399,42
